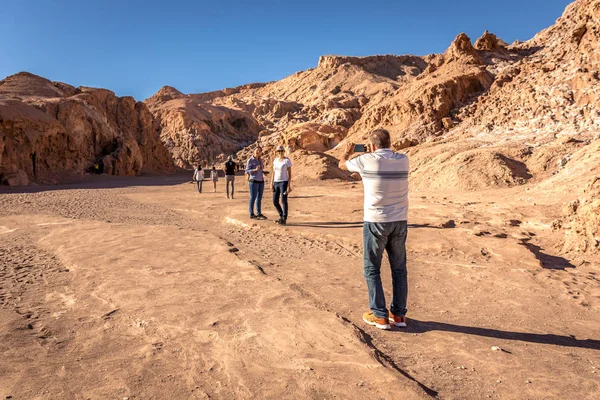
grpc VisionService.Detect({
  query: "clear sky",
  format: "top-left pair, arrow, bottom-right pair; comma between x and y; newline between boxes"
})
1,0 -> 572,100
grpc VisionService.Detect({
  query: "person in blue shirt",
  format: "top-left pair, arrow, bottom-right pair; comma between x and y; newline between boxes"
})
245,147 -> 267,220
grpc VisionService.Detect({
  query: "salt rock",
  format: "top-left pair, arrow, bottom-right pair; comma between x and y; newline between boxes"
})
442,117 -> 454,129
0,72 -> 173,186
563,177 -> 600,254
1,170 -> 29,186
444,33 -> 483,65
474,31 -> 506,51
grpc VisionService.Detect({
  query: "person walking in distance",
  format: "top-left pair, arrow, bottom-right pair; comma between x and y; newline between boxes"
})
339,129 -> 409,330
210,165 -> 219,192
224,155 -> 237,199
271,145 -> 292,225
245,147 -> 267,220
193,164 -> 204,193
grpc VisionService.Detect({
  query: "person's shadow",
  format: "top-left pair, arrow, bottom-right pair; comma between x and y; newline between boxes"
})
519,238 -> 575,270
286,221 -> 363,228
284,222 -> 443,229
405,319 -> 600,350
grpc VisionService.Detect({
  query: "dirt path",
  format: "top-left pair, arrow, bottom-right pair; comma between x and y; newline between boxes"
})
1,174 -> 599,399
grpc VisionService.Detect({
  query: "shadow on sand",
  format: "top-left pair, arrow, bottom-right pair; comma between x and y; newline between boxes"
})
285,222 -> 446,229
406,319 -> 600,351
519,238 -> 575,270
287,221 -> 363,229
0,172 -> 193,195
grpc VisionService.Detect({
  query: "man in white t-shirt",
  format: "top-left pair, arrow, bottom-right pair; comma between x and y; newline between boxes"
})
339,129 -> 409,330
271,145 -> 292,225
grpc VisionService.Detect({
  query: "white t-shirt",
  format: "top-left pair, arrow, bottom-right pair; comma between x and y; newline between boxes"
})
273,157 -> 292,182
346,149 -> 409,223
193,168 -> 203,181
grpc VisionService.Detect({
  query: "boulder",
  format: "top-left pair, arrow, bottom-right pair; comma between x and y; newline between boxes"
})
563,177 -> 600,253
474,31 -> 506,51
444,33 -> 483,65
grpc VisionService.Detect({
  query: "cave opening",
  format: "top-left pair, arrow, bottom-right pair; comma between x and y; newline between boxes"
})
231,118 -> 247,130
30,152 -> 37,177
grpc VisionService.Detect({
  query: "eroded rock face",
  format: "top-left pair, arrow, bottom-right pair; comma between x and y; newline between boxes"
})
345,34 -> 494,144
474,31 -> 507,51
145,89 -> 262,168
444,33 -> 483,65
463,0 -> 600,137
282,123 -> 347,152
563,177 -> 600,253
0,73 -> 173,185
144,1 -> 600,192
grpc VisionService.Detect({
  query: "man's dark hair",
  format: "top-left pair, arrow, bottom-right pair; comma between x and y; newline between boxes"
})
370,129 -> 391,149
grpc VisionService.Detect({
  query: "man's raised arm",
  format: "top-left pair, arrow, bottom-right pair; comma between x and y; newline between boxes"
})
338,142 -> 355,171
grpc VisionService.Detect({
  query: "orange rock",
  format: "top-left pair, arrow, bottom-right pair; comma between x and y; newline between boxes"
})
0,73 -> 174,185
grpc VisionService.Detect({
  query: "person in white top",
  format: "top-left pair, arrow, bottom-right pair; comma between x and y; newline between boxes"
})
271,145 -> 292,225
210,165 -> 219,192
192,164 -> 203,193
339,129 -> 409,330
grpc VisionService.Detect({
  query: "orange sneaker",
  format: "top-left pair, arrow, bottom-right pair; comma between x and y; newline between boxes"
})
363,312 -> 391,330
388,312 -> 407,328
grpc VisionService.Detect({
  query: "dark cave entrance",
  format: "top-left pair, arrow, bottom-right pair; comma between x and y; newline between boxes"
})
30,152 -> 37,177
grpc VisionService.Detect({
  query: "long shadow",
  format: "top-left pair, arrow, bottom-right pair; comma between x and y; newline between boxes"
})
0,171 -> 193,194
406,319 -> 600,351
409,223 -> 442,229
289,195 -> 326,199
519,238 -> 575,270
287,221 -> 363,229
285,222 -> 445,230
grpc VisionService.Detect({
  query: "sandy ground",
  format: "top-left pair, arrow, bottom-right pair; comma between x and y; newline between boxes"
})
1,173 -> 599,399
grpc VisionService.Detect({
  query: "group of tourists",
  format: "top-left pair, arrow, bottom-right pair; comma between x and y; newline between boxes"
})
192,129 -> 409,331
192,164 -> 220,193
192,144 -> 292,225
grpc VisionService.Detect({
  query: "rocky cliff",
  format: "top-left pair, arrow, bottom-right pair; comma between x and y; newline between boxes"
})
3,1 -> 597,251
142,0 -> 599,252
0,72 -> 174,186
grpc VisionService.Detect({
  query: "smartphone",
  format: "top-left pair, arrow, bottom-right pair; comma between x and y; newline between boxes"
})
354,144 -> 367,153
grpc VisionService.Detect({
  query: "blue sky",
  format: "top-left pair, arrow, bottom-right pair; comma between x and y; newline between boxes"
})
1,0 -> 572,100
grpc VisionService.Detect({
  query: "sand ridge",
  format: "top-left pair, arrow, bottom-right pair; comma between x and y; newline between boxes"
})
1,174 -> 598,399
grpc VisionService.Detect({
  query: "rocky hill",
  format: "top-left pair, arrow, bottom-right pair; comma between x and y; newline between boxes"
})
0,72 -> 174,186
146,1 -> 599,182
140,0 -> 599,253
1,0 -> 598,251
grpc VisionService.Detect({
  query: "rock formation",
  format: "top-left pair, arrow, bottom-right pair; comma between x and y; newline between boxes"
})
563,177 -> 600,253
145,86 -> 261,169
140,0 -> 600,251
3,0 -> 599,252
0,72 -> 173,185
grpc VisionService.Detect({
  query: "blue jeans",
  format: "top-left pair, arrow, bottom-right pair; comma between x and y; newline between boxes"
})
363,221 -> 408,318
272,181 -> 288,220
248,181 -> 264,216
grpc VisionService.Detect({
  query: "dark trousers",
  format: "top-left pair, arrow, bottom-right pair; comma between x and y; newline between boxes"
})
272,181 -> 289,220
196,180 -> 202,193
248,181 -> 264,216
363,221 -> 408,318
226,175 -> 235,197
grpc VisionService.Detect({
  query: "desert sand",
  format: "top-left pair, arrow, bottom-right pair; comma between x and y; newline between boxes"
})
1,173 -> 598,399
2,1 -> 600,398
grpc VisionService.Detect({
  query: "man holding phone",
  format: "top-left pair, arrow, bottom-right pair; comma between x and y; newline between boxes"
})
339,129 -> 410,330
